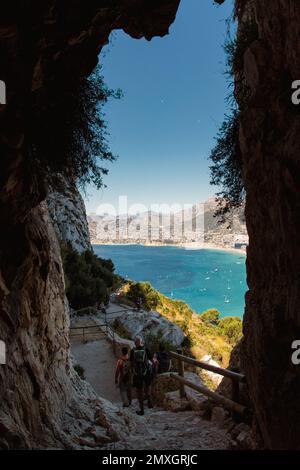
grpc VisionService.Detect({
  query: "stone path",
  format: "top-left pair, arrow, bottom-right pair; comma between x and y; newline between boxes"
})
71,339 -> 120,403
70,306 -> 231,450
104,405 -> 230,450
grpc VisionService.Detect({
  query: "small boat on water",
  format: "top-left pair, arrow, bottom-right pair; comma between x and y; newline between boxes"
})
224,295 -> 230,304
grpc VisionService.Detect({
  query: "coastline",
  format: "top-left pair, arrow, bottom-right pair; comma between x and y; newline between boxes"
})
91,241 -> 247,256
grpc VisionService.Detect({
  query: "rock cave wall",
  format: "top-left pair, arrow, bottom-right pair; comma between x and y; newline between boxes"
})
1,0 -> 300,450
47,175 -> 91,253
0,0 -> 180,449
234,0 -> 300,449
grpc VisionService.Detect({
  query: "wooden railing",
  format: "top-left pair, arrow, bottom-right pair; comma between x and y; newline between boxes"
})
169,350 -> 247,416
70,323 -> 117,356
74,306 -> 98,316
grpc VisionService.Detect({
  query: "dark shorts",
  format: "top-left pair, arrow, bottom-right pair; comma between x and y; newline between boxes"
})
133,373 -> 152,390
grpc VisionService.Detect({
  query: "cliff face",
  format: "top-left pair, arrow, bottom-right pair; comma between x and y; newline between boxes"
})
47,176 -> 91,253
0,0 -> 180,449
235,0 -> 300,449
2,0 -> 300,450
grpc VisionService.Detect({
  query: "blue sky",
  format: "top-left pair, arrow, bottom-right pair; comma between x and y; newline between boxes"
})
83,0 -> 234,215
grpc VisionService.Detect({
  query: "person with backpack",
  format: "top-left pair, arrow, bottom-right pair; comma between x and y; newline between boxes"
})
115,346 -> 132,407
154,342 -> 171,374
130,336 -> 153,416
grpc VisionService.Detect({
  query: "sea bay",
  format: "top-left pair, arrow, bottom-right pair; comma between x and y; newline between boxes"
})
93,244 -> 247,317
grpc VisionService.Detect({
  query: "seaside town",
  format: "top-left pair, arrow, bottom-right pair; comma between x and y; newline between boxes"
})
88,199 -> 248,252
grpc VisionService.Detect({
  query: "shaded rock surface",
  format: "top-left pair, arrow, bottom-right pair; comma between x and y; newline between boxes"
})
0,204 -> 127,449
233,0 -> 300,449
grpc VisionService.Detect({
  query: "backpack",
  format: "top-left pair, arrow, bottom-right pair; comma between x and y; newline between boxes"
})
132,348 -> 148,377
157,351 -> 171,373
121,358 -> 131,382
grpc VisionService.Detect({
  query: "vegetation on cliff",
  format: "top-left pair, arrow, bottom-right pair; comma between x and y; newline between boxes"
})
30,65 -> 122,191
118,281 -> 242,368
209,17 -> 258,221
61,243 -> 121,309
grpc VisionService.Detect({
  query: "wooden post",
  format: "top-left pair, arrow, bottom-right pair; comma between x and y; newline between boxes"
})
170,373 -> 246,415
177,349 -> 185,398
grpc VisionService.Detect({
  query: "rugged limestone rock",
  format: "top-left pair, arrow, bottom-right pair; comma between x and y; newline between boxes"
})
0,203 -> 129,448
200,355 -> 223,386
111,310 -> 185,348
0,0 -> 181,449
233,0 -> 300,449
2,0 -> 300,451
47,175 -> 91,253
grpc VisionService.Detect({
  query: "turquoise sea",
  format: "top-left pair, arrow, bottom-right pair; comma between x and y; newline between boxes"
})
93,245 -> 247,318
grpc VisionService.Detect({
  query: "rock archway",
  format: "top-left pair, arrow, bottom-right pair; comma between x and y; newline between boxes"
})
1,0 -> 300,449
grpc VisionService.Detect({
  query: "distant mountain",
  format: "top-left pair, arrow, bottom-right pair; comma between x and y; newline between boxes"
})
87,198 -> 248,249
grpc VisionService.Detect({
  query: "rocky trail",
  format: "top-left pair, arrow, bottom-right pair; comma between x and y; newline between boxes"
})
104,406 -> 231,450
70,308 -> 232,450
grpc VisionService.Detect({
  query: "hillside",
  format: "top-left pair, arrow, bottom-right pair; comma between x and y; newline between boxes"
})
116,281 -> 242,375
88,198 -> 248,250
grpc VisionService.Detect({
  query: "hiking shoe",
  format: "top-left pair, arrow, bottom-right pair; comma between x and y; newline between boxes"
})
136,410 -> 144,416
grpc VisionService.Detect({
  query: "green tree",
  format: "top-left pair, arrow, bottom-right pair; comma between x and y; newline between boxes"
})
125,281 -> 161,311
209,18 -> 258,221
209,109 -> 244,222
200,308 -> 221,326
29,65 -> 122,191
218,316 -> 243,344
61,243 -> 118,310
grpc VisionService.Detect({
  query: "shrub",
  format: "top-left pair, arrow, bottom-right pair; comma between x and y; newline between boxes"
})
61,242 -> 118,310
218,316 -> 243,344
200,308 -> 221,326
28,65 -> 122,191
145,332 -> 176,356
209,18 -> 259,220
209,109 -> 244,222
125,281 -> 161,311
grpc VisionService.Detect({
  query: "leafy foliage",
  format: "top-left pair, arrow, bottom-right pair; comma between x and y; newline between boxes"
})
118,281 -> 241,368
124,281 -> 161,311
61,242 -> 120,310
209,108 -> 244,221
209,18 -> 258,220
224,19 -> 259,96
145,332 -> 176,356
28,66 -> 122,190
218,316 -> 243,344
200,308 -> 221,326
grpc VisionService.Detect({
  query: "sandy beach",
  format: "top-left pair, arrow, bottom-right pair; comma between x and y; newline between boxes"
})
91,240 -> 247,256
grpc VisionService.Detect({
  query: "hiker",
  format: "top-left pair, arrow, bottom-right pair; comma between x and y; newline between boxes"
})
115,346 -> 132,408
130,336 -> 153,415
154,342 -> 171,374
